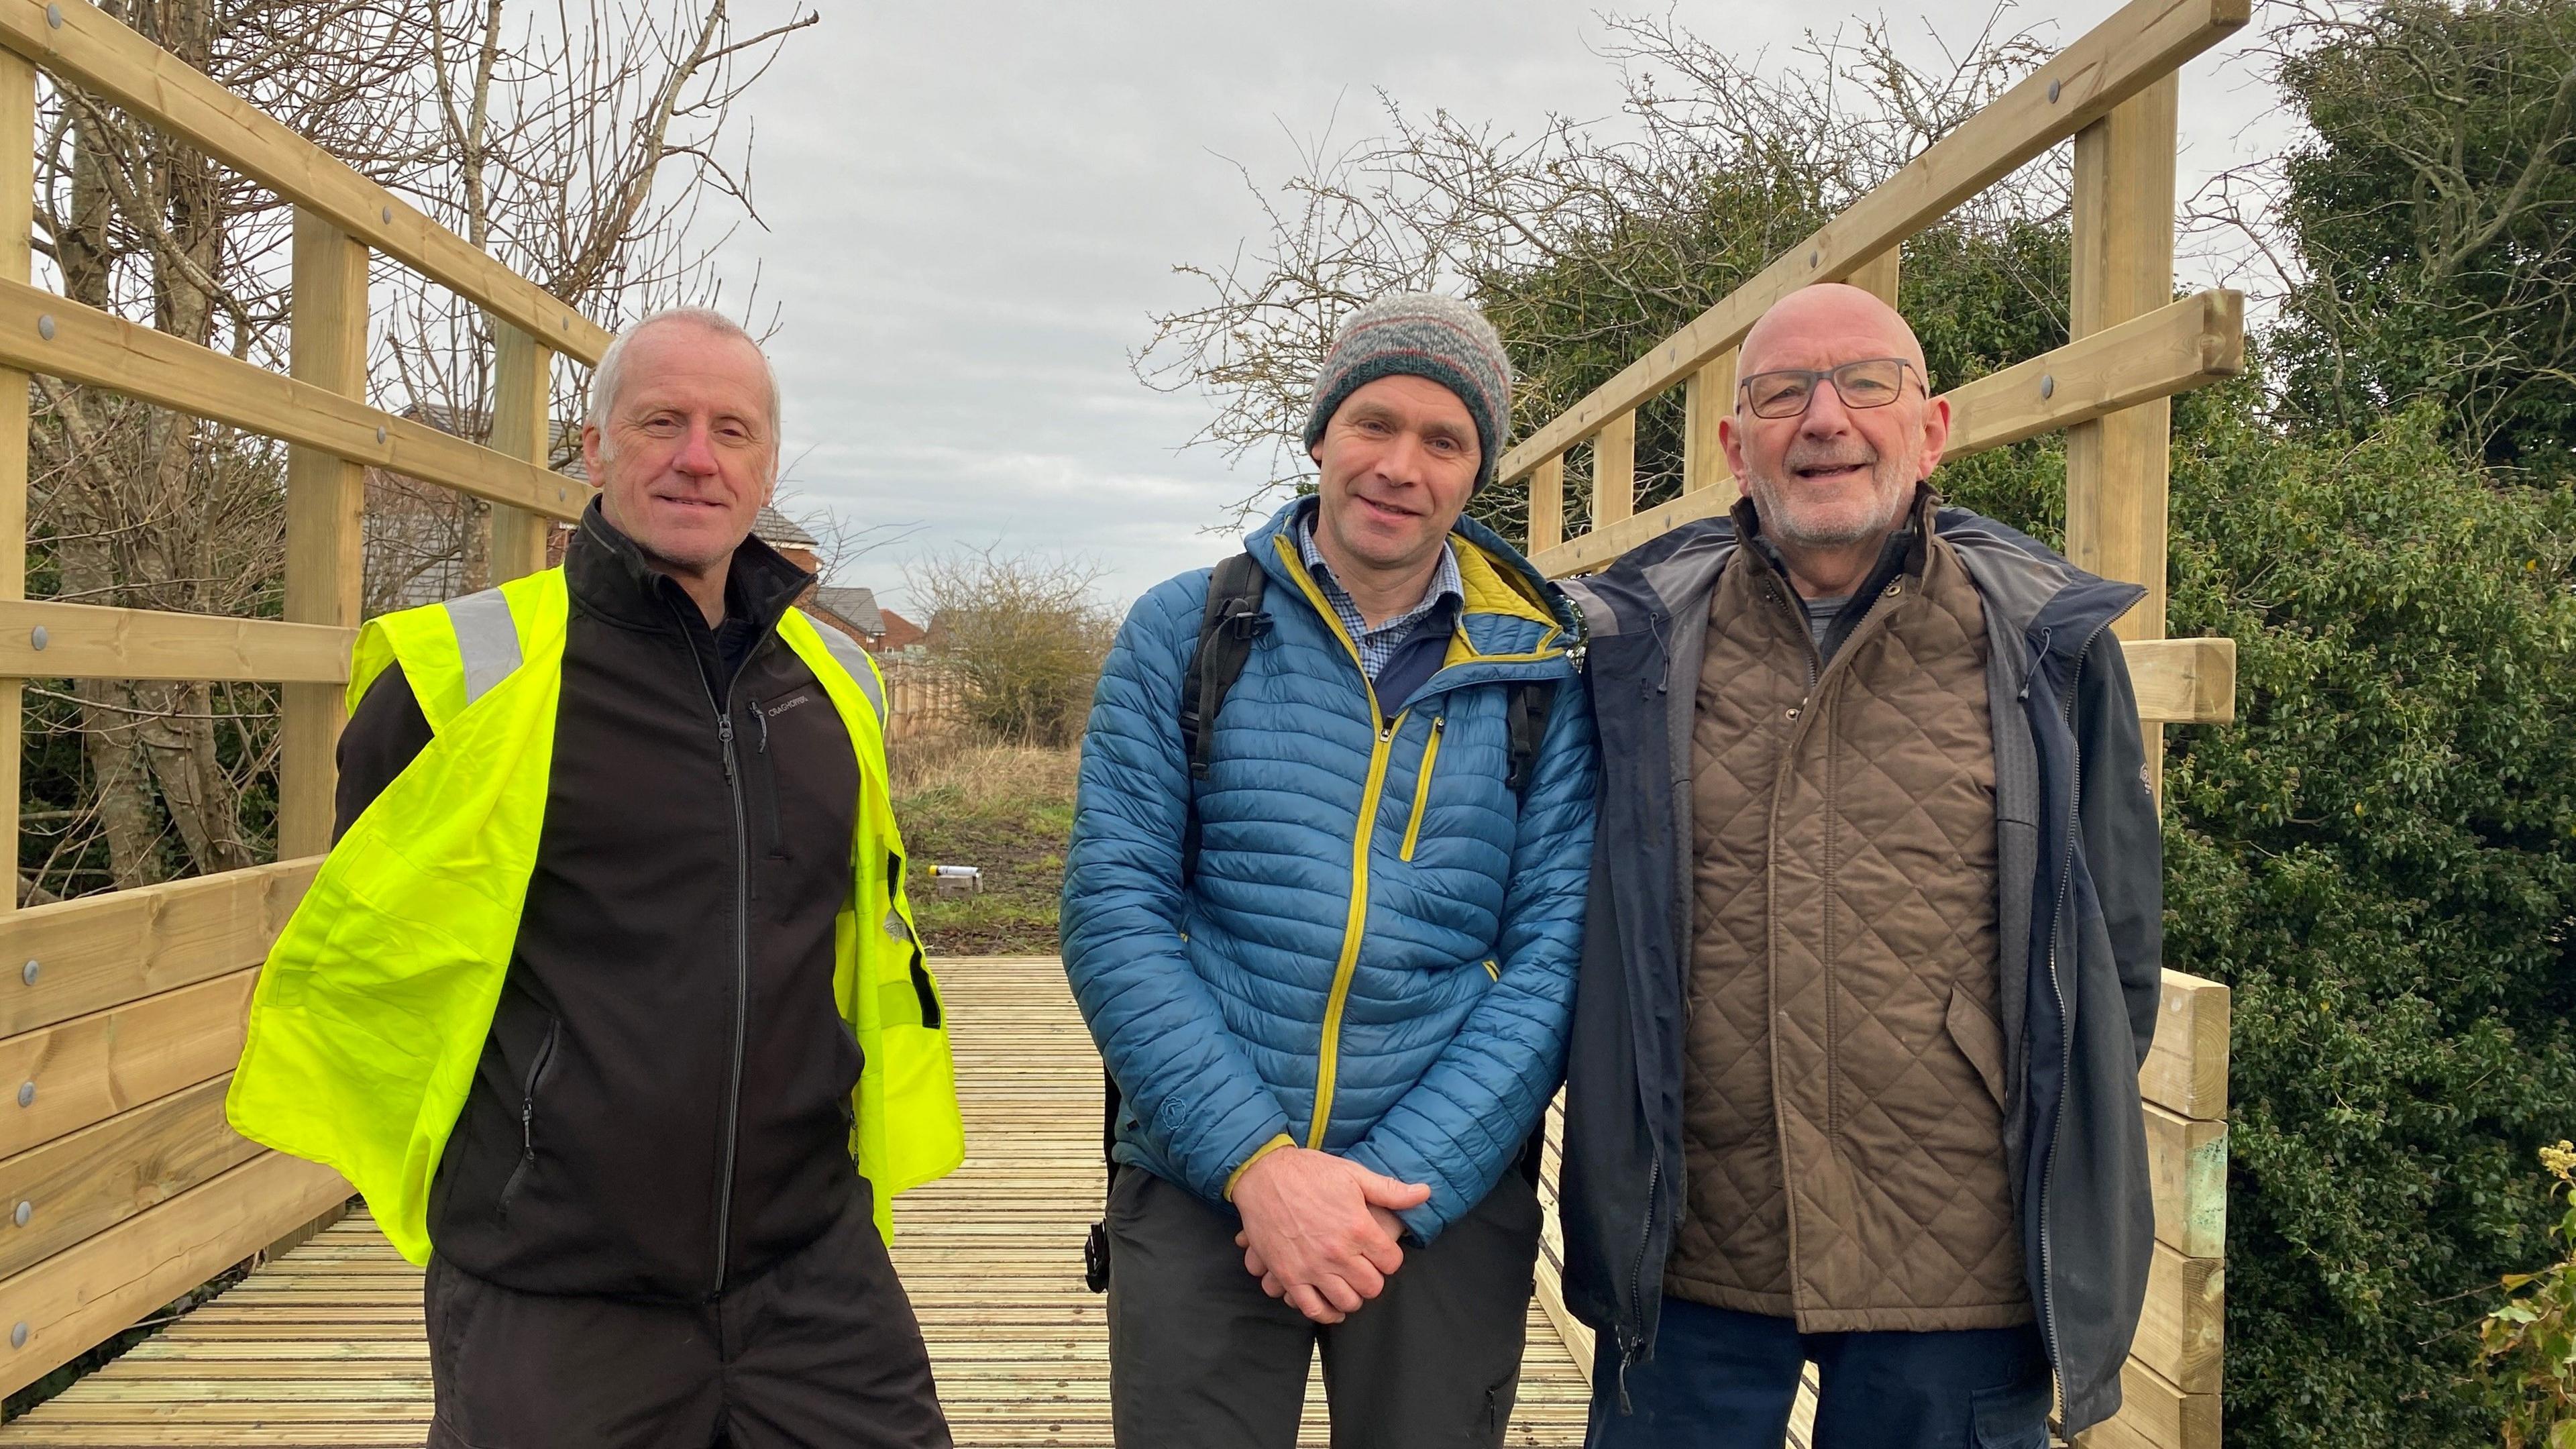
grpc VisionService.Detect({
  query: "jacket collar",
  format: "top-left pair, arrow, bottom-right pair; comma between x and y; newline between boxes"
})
1246,495 -> 1578,636
566,498 -> 814,637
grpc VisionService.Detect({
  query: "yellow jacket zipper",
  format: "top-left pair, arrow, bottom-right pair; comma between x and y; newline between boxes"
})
1273,535 -> 1406,1151
1399,715 -> 1445,861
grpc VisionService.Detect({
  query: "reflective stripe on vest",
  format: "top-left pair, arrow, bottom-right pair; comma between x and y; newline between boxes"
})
808,620 -> 885,724
444,587 -> 522,708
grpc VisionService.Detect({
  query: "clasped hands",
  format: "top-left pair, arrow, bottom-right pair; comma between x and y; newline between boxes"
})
1229,1145 -> 1431,1325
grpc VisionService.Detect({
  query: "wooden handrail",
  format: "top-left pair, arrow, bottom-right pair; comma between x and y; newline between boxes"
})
0,0 -> 612,366
0,278 -> 589,520
1493,0 -> 2251,486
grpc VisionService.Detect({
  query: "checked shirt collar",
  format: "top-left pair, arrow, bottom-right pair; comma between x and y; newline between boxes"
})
1297,508 -> 1464,682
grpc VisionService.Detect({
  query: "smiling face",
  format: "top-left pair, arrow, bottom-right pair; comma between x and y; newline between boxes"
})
580,319 -> 778,578
1720,283 -> 1949,552
1308,374 -> 1482,579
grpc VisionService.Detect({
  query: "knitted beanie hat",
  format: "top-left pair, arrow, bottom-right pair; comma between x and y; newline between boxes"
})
1303,293 -> 1514,492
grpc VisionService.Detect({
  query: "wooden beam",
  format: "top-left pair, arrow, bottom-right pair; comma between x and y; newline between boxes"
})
0,1075 -> 264,1281
1592,415 -> 1635,527
0,601 -> 350,683
0,1149 -> 348,1399
0,278 -> 588,523
2146,1103 -> 2228,1260
2134,1242 -> 2224,1394
1946,291 -> 2243,456
1492,0 -> 2249,485
0,969 -> 255,1161
1527,456 -> 1564,554
2068,72 -> 2182,799
2141,969 -> 2230,1121
1849,246 -> 1900,306
486,321 -> 555,582
2125,637 -> 2235,727
1529,292 -> 2243,579
2076,1358 -> 2220,1449
1682,352 -> 1735,495
0,54 -> 30,914
278,213 -> 369,861
0,0 -> 608,366
0,860 -> 315,1038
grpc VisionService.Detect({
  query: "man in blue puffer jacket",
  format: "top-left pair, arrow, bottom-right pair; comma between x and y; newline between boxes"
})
1063,294 -> 1596,1448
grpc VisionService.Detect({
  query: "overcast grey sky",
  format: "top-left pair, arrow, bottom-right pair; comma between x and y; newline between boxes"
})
706,2 -> 2291,616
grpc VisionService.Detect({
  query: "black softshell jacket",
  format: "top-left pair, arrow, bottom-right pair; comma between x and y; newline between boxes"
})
336,504 -> 869,1301
1554,505 -> 2164,1435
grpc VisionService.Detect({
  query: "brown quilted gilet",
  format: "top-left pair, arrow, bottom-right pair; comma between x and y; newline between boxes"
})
1664,520 -> 2032,1332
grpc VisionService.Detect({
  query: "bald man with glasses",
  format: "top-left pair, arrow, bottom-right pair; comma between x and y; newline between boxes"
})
1555,283 -> 2164,1448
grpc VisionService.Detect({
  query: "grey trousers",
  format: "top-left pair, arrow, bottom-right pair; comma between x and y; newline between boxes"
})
1105,1163 -> 1542,1449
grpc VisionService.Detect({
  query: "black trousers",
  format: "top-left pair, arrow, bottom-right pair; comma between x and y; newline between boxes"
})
1585,1295 -> 2051,1449
424,1182 -> 951,1449
1105,1164 -> 1542,1449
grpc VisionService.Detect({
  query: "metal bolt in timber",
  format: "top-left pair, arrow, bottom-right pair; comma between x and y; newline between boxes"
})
12,1202 -> 29,1228
28,625 -> 45,651
15,1083 -> 32,1109
9,1323 -> 24,1350
2041,374 -> 2056,400
375,425 -> 388,445
2049,79 -> 2061,103
44,5 -> 60,28
17,961 -> 34,987
35,315 -> 52,341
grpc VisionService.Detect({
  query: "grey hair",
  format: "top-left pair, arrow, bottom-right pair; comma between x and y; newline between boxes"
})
586,307 -> 782,439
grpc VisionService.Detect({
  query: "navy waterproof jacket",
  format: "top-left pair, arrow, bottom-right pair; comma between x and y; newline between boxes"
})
1062,498 -> 1596,1240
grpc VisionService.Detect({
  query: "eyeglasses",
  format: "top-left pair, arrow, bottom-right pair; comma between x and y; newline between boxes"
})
1737,358 -> 1923,419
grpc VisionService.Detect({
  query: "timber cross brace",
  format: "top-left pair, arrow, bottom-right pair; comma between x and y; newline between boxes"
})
0,0 -> 2239,1445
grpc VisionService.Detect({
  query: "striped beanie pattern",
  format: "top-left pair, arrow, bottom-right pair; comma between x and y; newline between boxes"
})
1303,294 -> 1514,492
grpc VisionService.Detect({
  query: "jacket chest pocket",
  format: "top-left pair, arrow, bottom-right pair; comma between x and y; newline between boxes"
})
1399,714 -> 1446,861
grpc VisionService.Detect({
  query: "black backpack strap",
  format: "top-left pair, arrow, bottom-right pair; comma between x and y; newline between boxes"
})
1177,552 -> 1268,883
1092,551 -> 1269,1293
1504,679 -> 1557,796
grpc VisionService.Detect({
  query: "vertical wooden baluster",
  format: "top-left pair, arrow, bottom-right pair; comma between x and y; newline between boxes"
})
277,212 -> 369,860
2066,73 -> 2178,802
1684,351 -> 1736,495
0,56 -> 30,910
1592,415 -> 1635,528
1848,246 -> 1902,308
487,321 -> 555,581
1527,456 -> 1564,555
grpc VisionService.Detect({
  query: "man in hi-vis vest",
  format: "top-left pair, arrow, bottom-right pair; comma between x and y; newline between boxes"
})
229,308 -> 963,1449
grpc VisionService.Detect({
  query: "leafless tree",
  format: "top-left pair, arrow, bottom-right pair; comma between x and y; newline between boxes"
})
1133,9 -> 2063,521
17,0 -> 810,900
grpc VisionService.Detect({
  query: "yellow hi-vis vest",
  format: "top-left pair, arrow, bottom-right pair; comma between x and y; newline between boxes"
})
227,567 -> 964,1263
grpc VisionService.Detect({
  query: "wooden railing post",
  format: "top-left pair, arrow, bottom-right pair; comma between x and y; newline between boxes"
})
0,54 -> 31,911
486,321 -> 555,582
2066,73 -> 2179,798
1527,456 -> 1564,554
277,212 -> 369,860
1682,351 -> 1736,495
1592,415 -> 1636,527
1849,246 -> 1902,308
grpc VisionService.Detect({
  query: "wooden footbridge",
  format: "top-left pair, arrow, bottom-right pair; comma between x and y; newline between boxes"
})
0,1 -> 2235,1446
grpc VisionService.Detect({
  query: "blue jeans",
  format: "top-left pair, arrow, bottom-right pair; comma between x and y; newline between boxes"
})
1585,1297 -> 2051,1449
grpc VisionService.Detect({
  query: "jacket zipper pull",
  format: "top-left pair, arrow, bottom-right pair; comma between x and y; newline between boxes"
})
750,698 -> 770,753
1617,1342 -> 1637,1413
718,713 -> 737,781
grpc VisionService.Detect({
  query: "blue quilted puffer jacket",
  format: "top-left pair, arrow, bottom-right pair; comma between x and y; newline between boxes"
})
1063,498 -> 1595,1241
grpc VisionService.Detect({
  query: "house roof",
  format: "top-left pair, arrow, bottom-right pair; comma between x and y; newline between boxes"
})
876,608 -> 928,651
753,505 -> 818,549
810,586 -> 884,636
